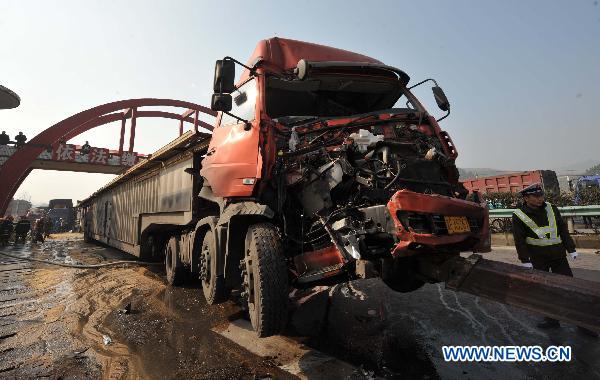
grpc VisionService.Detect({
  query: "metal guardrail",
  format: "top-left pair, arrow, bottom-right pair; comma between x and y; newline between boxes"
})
489,205 -> 600,218
489,205 -> 600,233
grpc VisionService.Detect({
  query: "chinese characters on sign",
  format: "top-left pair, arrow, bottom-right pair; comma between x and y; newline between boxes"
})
89,148 -> 109,164
53,143 -> 75,161
120,151 -> 137,166
52,143 -> 138,167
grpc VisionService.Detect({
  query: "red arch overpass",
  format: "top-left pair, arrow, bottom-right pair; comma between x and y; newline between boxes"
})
0,99 -> 215,215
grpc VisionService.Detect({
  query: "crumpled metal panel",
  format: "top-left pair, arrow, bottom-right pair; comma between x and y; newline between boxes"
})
386,189 -> 490,256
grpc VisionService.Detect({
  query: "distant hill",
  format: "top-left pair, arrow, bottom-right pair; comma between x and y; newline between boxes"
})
554,159 -> 600,175
584,163 -> 600,176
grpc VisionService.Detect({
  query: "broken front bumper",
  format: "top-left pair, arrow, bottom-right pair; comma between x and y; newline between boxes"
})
387,190 -> 490,257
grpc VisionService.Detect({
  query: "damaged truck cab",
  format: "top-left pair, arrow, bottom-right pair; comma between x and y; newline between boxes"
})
196,38 -> 490,335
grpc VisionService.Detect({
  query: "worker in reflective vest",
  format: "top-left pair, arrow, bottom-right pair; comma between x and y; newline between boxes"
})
512,183 -> 597,336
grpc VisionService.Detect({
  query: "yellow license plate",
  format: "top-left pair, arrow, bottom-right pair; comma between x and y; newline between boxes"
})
444,216 -> 471,234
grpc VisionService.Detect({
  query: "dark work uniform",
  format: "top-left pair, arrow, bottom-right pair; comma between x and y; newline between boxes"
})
0,132 -> 9,145
512,202 -> 577,327
512,202 -> 575,275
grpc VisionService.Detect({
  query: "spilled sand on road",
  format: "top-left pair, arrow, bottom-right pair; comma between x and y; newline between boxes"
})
20,247 -> 163,378
3,235 -> 293,379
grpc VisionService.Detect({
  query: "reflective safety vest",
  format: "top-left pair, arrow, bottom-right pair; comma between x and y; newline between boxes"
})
513,203 -> 562,246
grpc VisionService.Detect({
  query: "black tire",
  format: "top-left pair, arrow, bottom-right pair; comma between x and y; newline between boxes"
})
145,235 -> 163,262
165,236 -> 185,286
201,231 -> 228,304
83,229 -> 92,243
382,256 -> 425,293
242,223 -> 288,337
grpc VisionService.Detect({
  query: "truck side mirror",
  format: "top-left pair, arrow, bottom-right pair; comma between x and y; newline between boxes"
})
432,86 -> 450,112
211,93 -> 232,112
213,59 -> 235,94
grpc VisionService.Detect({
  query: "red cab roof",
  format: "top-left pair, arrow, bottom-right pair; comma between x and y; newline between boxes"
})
240,37 -> 382,81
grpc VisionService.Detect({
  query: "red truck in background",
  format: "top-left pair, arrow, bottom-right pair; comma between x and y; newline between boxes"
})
461,170 -> 560,194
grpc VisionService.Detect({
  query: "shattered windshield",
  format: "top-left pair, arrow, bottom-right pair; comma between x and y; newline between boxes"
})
265,75 -> 408,119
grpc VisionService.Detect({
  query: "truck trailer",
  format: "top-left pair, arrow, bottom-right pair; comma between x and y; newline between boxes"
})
80,37 -> 500,337
461,170 -> 560,195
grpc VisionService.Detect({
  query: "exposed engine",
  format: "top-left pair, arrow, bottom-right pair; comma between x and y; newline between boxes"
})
272,115 -> 468,268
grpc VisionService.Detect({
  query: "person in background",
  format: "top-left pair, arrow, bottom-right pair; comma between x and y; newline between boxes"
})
81,141 -> 91,155
14,131 -> 27,147
0,131 -> 10,145
512,183 -> 597,337
44,216 -> 53,237
0,216 -> 15,246
33,218 -> 45,243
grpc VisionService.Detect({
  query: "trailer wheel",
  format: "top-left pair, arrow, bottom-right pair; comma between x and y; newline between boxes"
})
242,223 -> 288,337
165,236 -> 185,286
83,228 -> 92,243
200,231 -> 228,304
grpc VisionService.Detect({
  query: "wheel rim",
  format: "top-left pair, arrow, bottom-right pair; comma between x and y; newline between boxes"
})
242,252 -> 256,316
200,241 -> 211,283
165,245 -> 173,277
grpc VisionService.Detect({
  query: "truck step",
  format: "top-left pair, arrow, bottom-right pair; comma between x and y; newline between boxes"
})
296,263 -> 345,284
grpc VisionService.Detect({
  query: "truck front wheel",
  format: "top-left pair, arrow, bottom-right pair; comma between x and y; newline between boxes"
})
382,256 -> 425,293
165,236 -> 185,286
242,223 -> 288,337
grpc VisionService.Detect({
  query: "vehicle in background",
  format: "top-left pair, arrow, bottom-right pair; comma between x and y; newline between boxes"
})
572,175 -> 600,229
47,199 -> 75,232
48,199 -> 73,209
573,175 -> 600,205
461,170 -> 560,195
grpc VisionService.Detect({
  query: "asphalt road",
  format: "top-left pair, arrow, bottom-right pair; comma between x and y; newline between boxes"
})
300,246 -> 600,379
483,246 -> 600,283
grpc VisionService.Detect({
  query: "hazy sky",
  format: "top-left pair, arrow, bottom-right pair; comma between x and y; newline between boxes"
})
1,0 -> 599,204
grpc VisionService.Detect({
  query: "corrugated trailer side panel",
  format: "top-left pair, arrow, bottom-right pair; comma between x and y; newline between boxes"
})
87,174 -> 160,254
461,171 -> 547,194
87,156 -> 195,256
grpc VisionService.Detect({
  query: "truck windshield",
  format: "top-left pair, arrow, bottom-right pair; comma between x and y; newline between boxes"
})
265,75 -> 409,119
220,78 -> 258,126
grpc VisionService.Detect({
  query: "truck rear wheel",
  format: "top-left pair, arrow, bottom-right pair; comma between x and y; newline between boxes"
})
242,223 -> 288,337
200,231 -> 228,304
165,236 -> 185,286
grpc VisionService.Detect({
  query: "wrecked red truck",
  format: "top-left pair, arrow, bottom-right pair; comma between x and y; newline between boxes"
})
80,37 -> 491,337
